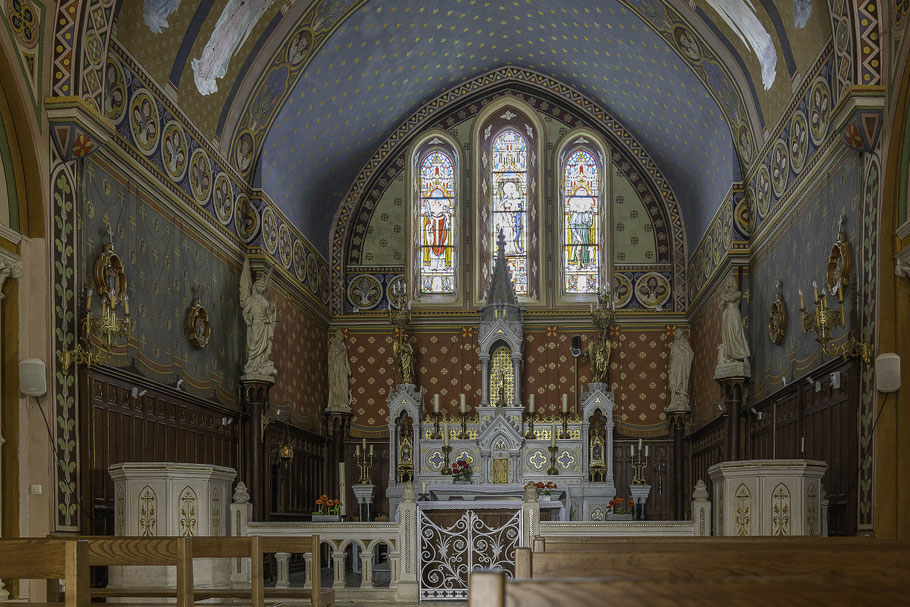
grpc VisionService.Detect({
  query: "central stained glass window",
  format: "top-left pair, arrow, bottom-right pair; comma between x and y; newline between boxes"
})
491,129 -> 528,294
563,149 -> 600,293
419,151 -> 456,293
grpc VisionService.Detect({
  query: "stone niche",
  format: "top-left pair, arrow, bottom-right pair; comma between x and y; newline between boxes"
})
108,462 -> 236,589
708,459 -> 827,537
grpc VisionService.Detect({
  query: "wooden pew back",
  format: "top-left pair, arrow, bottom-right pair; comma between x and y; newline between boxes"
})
0,539 -> 90,607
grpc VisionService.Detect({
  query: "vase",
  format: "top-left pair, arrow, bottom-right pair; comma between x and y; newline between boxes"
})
605,513 -> 634,521
453,479 -> 471,485
539,494 -> 551,501
312,514 -> 341,522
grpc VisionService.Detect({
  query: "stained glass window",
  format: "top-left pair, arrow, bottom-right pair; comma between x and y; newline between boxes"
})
419,151 -> 456,293
491,129 -> 528,294
563,149 -> 600,293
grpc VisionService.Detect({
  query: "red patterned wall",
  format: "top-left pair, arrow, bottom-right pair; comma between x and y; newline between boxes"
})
346,325 -> 673,438
689,283 -> 725,430
270,289 -> 328,433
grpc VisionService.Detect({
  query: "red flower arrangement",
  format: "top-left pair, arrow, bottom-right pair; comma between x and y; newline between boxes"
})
313,494 -> 342,515
534,481 -> 557,496
607,497 -> 635,515
452,459 -> 473,482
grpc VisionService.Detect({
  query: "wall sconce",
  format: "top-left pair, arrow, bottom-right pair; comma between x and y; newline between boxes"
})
798,281 -> 871,364
60,242 -> 132,372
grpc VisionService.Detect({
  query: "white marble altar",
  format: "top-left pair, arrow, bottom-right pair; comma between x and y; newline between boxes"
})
708,459 -> 827,536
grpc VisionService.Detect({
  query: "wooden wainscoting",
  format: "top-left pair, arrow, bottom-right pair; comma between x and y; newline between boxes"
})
612,438 -> 675,520
264,424 -> 326,520
78,366 -> 240,534
687,415 -> 725,499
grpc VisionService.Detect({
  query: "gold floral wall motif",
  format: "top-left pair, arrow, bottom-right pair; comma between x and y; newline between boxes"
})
138,485 -> 157,537
771,482 -> 792,536
734,483 -> 751,536
178,486 -> 198,537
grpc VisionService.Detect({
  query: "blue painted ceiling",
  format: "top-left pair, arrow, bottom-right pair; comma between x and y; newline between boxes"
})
258,0 -> 740,254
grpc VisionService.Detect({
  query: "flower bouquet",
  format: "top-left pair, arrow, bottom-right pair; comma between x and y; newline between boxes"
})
607,497 -> 635,519
535,481 -> 557,499
451,459 -> 472,483
312,494 -> 342,521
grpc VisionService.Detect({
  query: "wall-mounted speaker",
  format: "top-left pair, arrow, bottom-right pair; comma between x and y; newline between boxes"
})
571,335 -> 581,357
875,353 -> 901,394
19,358 -> 47,397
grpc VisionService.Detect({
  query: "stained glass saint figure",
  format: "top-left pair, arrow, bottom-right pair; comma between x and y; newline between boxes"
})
564,149 -> 600,293
492,129 -> 528,294
419,151 -> 456,293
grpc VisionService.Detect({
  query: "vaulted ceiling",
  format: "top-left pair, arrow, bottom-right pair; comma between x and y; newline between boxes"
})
113,0 -> 833,255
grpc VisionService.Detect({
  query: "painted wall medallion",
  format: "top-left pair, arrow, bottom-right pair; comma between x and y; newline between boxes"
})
306,253 -> 318,291
293,240 -> 306,281
129,89 -> 160,156
8,0 -> 39,48
162,121 -> 189,182
234,194 -> 260,243
768,281 -> 787,345
212,173 -> 234,225
104,58 -> 127,123
809,76 -> 832,145
754,165 -> 771,218
189,149 -> 213,205
789,111 -> 809,174
318,266 -> 329,304
261,208 -> 278,254
185,298 -> 212,349
278,224 -> 292,268
611,272 -> 634,308
770,139 -> 789,198
633,272 -> 671,309
347,274 -> 382,310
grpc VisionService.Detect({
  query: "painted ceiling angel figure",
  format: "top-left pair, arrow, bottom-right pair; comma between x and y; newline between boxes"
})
239,257 -> 277,378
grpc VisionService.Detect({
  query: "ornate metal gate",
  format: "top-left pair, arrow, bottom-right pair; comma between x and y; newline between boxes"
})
418,507 -> 521,600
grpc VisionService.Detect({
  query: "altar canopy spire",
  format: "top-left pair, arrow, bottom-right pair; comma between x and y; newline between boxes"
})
485,229 -> 519,306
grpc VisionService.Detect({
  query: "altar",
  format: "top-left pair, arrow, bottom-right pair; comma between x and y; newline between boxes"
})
386,233 -> 618,521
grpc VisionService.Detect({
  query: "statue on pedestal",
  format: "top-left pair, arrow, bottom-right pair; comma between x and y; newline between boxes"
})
715,275 -> 751,379
327,329 -> 351,413
239,257 -> 276,378
667,329 -> 694,413
588,332 -> 611,384
394,335 -> 415,385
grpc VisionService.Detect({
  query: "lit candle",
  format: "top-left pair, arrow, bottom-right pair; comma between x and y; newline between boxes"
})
550,424 -> 557,448
433,394 -> 440,413
460,394 -> 466,413
369,444 -> 374,456
561,394 -> 568,413
799,288 -> 805,310
813,280 -> 818,301
443,423 -> 449,446
421,481 -> 427,495
123,295 -> 129,315
645,445 -> 649,457
529,394 -> 535,413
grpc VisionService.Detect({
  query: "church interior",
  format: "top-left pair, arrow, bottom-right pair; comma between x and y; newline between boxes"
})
1,0 -> 910,604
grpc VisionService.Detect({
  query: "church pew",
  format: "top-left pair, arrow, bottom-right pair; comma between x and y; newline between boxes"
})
0,538 -> 90,607
467,570 -> 906,607
532,534 -> 886,552
514,545 -> 910,581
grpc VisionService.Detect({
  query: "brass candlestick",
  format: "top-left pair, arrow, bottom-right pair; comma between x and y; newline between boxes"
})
356,448 -> 374,484
458,412 -> 468,439
430,411 -> 442,439
798,283 -> 871,363
525,410 -> 536,439
631,447 -> 649,485
440,445 -> 453,475
558,412 -> 570,439
547,445 -> 559,476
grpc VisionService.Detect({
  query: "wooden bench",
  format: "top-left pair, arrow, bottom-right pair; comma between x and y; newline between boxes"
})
532,535 -> 888,553
515,543 -> 910,581
468,570 -> 907,606
0,538 -> 90,607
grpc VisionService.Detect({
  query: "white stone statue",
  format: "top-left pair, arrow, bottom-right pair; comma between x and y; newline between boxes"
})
667,328 -> 694,413
327,329 -> 352,413
715,275 -> 751,379
239,257 -> 277,378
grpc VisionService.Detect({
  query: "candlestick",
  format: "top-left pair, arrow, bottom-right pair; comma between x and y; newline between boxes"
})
547,444 -> 559,476
440,445 -> 452,475
631,442 -> 649,485
356,442 -> 374,484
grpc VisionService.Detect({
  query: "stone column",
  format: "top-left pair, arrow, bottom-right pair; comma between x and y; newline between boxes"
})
230,482 -> 252,585
668,411 -> 688,519
717,379 -> 747,461
326,412 -> 351,511
331,552 -> 346,586
359,552 -> 374,589
274,552 -> 291,589
241,377 -> 274,520
480,356 -> 490,405
396,482 -> 418,601
520,486 -> 540,548
691,480 -> 712,536
302,552 -> 314,590
0,255 -> 21,600
511,355 -> 522,405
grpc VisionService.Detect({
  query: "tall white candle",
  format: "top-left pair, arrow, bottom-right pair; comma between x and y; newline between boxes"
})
460,393 -> 466,413
370,444 -> 374,456
355,445 -> 360,457
421,481 -> 427,495
433,394 -> 440,413
561,394 -> 568,413
629,445 -> 634,457
529,393 -> 535,413
443,423 -> 449,446
638,438 -> 643,451
550,424 -> 557,448
362,438 -> 367,451
644,445 -> 649,457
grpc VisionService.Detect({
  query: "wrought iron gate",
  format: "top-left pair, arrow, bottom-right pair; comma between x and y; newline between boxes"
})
418,507 -> 521,600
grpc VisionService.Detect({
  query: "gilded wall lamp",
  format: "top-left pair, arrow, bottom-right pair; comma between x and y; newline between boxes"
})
798,280 -> 871,364
60,240 -> 132,371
